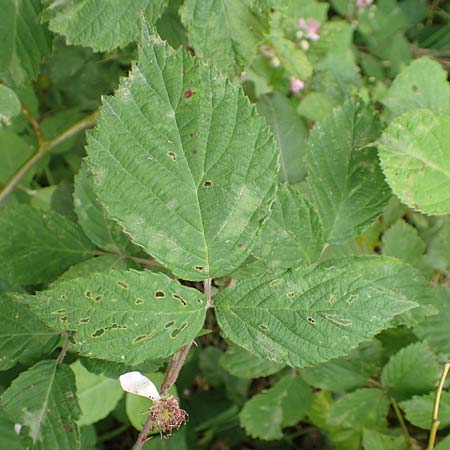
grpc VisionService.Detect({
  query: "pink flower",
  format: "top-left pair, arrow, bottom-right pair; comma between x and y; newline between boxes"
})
356,0 -> 373,7
290,79 -> 305,93
297,18 -> 321,41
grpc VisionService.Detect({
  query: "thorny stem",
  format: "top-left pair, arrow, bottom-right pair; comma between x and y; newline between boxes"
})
0,111 -> 99,205
132,341 -> 194,450
390,397 -> 412,446
427,361 -> 450,450
56,332 -> 70,365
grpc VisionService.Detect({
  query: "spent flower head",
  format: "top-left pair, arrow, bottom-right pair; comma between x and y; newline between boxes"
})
290,79 -> 305,93
297,18 -> 321,41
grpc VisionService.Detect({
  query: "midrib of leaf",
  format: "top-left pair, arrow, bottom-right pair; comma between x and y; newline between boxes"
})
32,362 -> 57,443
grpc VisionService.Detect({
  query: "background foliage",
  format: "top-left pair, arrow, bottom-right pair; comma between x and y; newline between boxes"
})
0,0 -> 450,449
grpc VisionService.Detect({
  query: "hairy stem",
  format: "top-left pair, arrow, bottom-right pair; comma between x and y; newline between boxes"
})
427,361 -> 450,450
132,341 -> 194,450
0,111 -> 98,205
204,278 -> 213,309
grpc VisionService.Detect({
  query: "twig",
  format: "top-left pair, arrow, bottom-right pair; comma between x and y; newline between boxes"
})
21,103 -> 44,145
0,111 -> 98,205
204,278 -> 213,309
427,361 -> 450,450
132,341 -> 195,450
56,332 -> 70,365
390,397 -> 412,446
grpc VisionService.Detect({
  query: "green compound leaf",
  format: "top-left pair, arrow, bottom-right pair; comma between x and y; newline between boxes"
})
219,343 -> 283,379
86,28 -> 278,281
0,206 -> 94,285
401,391 -> 450,430
0,296 -> 59,371
70,360 -> 123,426
0,0 -> 51,87
180,0 -> 270,76
0,360 -> 81,449
43,0 -> 168,52
414,286 -> 450,355
382,57 -> 450,117
380,342 -> 440,401
306,97 -> 390,244
257,92 -> 309,183
215,258 -> 416,368
240,373 -> 312,440
328,388 -> 389,431
302,340 -> 384,392
0,85 -> 21,125
74,162 -> 134,254
252,185 -> 324,269
378,109 -> 450,216
27,270 -> 206,364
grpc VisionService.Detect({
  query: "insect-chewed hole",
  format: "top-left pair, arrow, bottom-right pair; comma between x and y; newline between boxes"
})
92,328 -> 105,338
116,281 -> 128,289
164,320 -> 175,329
84,290 -> 92,299
135,298 -> 144,305
195,265 -> 204,272
258,323 -> 269,333
170,328 -> 182,338
78,317 -> 90,324
167,151 -> 177,161
197,298 -> 204,304
269,279 -> 282,287
203,180 -> 212,187
60,294 -> 68,301
54,309 -> 66,315
132,331 -> 156,344
94,295 -> 103,302
154,290 -> 165,298
329,294 -> 336,304
60,316 -> 68,324
307,316 -> 316,324
172,293 -> 187,306
287,292 -> 294,299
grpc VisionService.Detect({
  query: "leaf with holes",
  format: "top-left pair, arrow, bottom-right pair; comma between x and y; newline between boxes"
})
86,27 -> 278,281
0,360 -> 81,449
306,97 -> 390,244
43,0 -> 168,52
24,270 -> 206,364
0,295 -> 60,371
378,109 -> 450,216
215,258 -> 416,368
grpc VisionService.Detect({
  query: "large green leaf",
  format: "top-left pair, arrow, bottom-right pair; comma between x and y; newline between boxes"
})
0,296 -> 59,370
257,93 -> 308,183
0,361 -> 81,450
27,269 -> 206,364
43,0 -> 167,52
382,57 -> 450,117
180,0 -> 270,76
362,429 -> 406,450
252,185 -> 324,269
0,206 -> 94,285
0,0 -> 51,87
86,28 -> 278,281
306,98 -> 390,244
70,360 -> 123,426
240,374 -> 312,440
381,342 -> 439,401
378,109 -> 450,216
215,258 -> 416,368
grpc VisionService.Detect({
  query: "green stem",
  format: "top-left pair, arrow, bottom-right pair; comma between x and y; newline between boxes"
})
427,361 -> 450,450
0,111 -> 98,205
390,397 -> 412,447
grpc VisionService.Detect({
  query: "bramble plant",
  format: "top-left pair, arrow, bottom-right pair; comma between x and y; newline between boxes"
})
0,1 -> 449,450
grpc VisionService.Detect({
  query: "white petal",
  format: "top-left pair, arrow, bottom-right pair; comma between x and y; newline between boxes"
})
119,371 -> 160,401
14,423 -> 22,435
